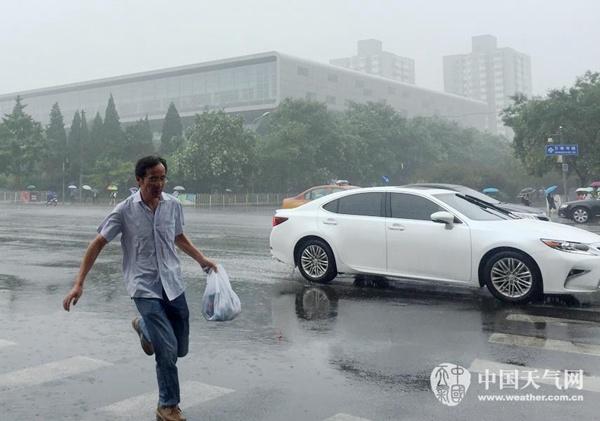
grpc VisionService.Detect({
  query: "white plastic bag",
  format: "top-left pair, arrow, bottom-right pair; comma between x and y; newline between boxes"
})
202,264 -> 241,321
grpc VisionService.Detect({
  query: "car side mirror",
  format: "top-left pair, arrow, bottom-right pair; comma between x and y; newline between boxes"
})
431,211 -> 455,228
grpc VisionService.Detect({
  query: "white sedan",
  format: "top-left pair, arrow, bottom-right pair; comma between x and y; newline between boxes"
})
270,187 -> 600,303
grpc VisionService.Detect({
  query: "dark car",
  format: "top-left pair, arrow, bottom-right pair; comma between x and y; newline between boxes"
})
558,199 -> 600,223
403,183 -> 549,221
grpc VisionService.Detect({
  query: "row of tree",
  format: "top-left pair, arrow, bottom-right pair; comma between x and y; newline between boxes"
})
2,84 -> 577,197
0,95 -> 182,193
503,71 -> 600,186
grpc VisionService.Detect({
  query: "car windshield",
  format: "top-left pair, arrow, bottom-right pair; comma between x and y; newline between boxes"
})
434,193 -> 510,221
404,184 -> 501,204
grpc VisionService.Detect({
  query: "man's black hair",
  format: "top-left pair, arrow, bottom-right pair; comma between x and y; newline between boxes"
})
135,155 -> 168,178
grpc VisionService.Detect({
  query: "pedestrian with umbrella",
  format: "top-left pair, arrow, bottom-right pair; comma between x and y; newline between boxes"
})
545,185 -> 558,215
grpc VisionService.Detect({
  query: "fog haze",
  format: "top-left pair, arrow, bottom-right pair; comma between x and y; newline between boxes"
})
1,0 -> 598,96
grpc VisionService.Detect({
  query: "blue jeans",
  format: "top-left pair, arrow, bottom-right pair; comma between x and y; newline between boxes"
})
134,291 -> 189,407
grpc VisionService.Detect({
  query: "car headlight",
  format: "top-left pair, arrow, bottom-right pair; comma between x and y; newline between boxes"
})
541,239 -> 598,255
559,204 -> 568,209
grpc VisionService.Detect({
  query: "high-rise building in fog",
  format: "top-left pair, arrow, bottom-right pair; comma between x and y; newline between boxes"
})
330,39 -> 415,84
443,35 -> 532,136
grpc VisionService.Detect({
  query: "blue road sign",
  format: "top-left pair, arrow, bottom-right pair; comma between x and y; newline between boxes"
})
545,144 -> 578,156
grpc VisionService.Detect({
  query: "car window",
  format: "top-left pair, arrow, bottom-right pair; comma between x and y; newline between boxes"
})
335,192 -> 383,216
390,193 -> 443,220
307,188 -> 330,200
323,199 -> 339,213
434,193 -> 507,220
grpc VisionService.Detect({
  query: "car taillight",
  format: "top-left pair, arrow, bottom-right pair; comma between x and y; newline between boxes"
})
272,216 -> 288,227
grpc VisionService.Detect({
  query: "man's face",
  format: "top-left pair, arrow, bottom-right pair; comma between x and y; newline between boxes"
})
136,163 -> 167,200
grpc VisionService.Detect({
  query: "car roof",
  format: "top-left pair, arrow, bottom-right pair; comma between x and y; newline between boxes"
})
306,186 -> 455,201
403,183 -> 463,190
306,184 -> 357,189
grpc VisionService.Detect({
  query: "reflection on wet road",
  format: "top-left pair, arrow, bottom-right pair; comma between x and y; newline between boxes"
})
1,205 -> 600,420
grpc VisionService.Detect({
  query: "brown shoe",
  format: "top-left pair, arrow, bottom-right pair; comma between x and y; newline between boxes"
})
131,317 -> 154,356
156,405 -> 186,421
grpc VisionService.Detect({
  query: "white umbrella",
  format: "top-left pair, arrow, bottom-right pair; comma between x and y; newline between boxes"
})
82,185 -> 92,191
67,185 -> 77,189
173,186 -> 185,191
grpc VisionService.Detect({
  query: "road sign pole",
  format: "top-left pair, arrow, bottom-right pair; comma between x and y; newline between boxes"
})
562,162 -> 568,203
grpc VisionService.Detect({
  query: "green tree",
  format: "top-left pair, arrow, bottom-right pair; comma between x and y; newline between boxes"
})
67,111 -> 82,184
341,101 -> 411,185
256,99 -> 344,192
174,111 -> 255,192
125,116 -> 155,159
503,71 -> 600,185
160,102 -> 183,155
103,94 -> 125,158
89,112 -> 104,161
80,110 -> 91,170
0,97 -> 46,187
45,103 -> 67,188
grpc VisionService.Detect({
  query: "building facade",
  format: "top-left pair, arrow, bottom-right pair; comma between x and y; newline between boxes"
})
330,39 -> 415,84
0,51 -> 487,131
443,35 -> 532,136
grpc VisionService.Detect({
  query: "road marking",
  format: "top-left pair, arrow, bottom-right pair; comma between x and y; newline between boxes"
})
0,339 -> 17,349
469,358 -> 600,393
323,415 -> 372,421
0,356 -> 112,390
100,381 -> 234,418
506,313 -> 599,326
489,333 -> 600,356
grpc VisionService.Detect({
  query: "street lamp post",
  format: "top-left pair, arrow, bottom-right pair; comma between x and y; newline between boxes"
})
249,111 -> 271,131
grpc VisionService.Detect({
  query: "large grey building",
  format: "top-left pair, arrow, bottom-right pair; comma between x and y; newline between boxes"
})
330,39 -> 415,84
443,35 -> 532,136
0,51 -> 487,131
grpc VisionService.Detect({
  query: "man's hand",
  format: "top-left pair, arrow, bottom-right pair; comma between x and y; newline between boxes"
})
63,284 -> 83,311
202,258 -> 218,273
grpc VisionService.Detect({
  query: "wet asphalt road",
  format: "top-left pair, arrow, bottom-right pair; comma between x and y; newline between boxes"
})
1,204 -> 600,420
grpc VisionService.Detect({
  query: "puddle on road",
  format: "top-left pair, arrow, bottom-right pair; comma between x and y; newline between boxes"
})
331,357 -> 430,391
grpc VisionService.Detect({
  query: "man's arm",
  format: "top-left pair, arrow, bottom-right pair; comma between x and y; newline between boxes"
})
175,233 -> 218,272
62,234 -> 108,311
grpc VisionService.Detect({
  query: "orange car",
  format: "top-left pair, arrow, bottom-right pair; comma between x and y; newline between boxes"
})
281,183 -> 358,209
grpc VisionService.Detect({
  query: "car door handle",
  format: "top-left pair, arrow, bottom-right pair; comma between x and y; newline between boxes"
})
389,224 -> 405,231
323,218 -> 337,225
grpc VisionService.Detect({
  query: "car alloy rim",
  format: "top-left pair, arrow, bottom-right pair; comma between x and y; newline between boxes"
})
301,245 -> 329,278
573,209 -> 588,223
490,257 -> 532,298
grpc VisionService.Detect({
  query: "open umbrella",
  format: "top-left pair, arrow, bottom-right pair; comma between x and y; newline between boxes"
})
519,187 -> 536,195
82,185 -> 92,191
106,185 -> 118,191
545,185 -> 558,195
173,186 -> 185,192
26,184 -> 36,190
482,187 -> 499,194
67,185 -> 77,189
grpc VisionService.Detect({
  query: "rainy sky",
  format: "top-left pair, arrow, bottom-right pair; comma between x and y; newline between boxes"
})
1,0 -> 598,96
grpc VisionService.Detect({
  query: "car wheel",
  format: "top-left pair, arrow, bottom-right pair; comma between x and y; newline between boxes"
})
571,207 -> 590,224
296,239 -> 337,283
483,251 -> 541,303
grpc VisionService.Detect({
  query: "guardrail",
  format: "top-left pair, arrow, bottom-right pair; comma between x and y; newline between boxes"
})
0,191 -> 286,208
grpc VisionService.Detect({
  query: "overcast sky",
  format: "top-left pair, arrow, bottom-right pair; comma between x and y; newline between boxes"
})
1,0 -> 598,96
